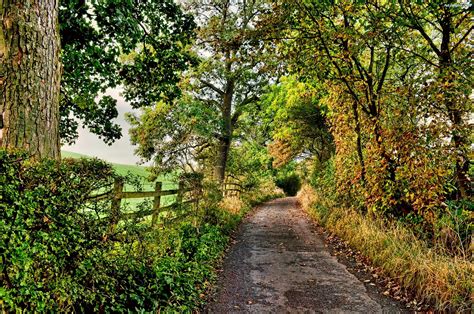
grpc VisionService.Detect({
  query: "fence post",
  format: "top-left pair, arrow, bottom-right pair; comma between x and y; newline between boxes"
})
151,181 -> 162,227
177,180 -> 184,204
109,177 -> 124,232
224,180 -> 228,197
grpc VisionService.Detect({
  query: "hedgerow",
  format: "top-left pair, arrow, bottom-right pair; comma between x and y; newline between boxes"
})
298,157 -> 473,311
0,151 -> 235,312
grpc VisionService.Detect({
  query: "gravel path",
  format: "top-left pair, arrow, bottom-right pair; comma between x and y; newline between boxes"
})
207,197 -> 405,313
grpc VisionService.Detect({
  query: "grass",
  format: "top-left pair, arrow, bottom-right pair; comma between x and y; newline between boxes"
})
298,184 -> 473,311
62,151 -> 151,178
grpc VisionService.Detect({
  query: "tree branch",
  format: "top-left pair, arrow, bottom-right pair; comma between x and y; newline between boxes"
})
199,79 -> 224,95
450,25 -> 473,53
232,95 -> 259,126
399,0 -> 441,56
377,46 -> 391,95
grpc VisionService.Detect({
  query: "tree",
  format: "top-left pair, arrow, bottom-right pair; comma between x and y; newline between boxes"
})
0,0 -> 196,159
270,0 -> 403,211
261,76 -> 334,168
266,0 -> 471,217
394,0 -> 472,198
1,0 -> 62,159
129,0 -> 270,183
189,0 -> 270,182
59,0 -> 196,144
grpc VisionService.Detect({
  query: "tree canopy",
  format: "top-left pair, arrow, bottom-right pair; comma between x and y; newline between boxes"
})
59,0 -> 196,144
128,0 -> 272,182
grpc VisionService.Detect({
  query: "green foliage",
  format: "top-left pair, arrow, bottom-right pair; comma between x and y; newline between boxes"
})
275,171 -> 302,197
127,98 -> 214,174
261,76 -> 334,168
435,200 -> 474,256
0,151 -> 236,312
1,150 -> 115,311
128,0 -> 271,180
59,0 -> 196,144
267,0 -> 472,229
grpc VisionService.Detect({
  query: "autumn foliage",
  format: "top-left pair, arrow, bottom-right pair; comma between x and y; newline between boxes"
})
262,0 -> 472,245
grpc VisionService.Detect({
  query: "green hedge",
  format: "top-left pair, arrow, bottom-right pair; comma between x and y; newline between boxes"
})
0,151 -> 232,312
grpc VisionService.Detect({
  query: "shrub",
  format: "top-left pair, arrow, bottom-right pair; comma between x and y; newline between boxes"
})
219,196 -> 245,215
0,151 -> 233,312
275,172 -> 301,196
1,151 -> 116,311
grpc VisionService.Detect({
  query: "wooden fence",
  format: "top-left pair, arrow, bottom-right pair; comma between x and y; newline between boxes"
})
88,178 -> 200,228
223,181 -> 243,197
223,174 -> 245,197
87,176 -> 246,229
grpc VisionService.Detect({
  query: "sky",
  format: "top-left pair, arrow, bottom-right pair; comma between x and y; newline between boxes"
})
62,89 -> 145,165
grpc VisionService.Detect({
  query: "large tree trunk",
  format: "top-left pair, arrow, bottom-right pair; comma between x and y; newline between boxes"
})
0,0 -> 61,160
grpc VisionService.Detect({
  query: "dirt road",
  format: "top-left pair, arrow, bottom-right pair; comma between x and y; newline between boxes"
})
207,197 -> 405,313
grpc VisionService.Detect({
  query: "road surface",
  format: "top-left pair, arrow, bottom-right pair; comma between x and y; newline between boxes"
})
207,197 -> 405,313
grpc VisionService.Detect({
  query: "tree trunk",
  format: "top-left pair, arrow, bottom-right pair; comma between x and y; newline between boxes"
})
439,10 -> 471,199
214,92 -> 233,183
214,60 -> 234,183
0,0 -> 61,160
215,136 -> 231,183
449,108 -> 470,199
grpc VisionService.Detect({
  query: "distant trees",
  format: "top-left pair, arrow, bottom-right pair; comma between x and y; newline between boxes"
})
260,76 -> 334,168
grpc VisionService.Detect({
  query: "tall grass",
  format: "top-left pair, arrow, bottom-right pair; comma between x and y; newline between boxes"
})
298,184 -> 473,311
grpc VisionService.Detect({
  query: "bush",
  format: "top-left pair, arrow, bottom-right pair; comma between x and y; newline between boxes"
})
0,151 -> 233,312
1,150 -> 116,311
275,172 -> 301,196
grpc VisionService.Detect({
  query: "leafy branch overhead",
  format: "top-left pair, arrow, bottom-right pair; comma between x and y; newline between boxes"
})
59,0 -> 197,144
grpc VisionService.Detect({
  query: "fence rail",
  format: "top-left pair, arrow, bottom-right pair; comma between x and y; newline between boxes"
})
89,177 -> 245,228
223,181 -> 243,197
87,178 -> 198,228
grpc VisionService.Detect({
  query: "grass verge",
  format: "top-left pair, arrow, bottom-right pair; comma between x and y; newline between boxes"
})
298,184 -> 473,311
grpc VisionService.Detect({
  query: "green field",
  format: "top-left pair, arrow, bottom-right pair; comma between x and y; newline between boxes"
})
62,151 -> 178,210
62,151 -> 151,177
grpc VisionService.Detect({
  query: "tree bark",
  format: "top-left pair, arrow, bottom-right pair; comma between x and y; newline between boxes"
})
215,136 -> 231,183
0,0 -> 61,160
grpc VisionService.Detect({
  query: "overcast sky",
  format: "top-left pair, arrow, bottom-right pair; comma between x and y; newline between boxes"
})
62,89 -> 145,165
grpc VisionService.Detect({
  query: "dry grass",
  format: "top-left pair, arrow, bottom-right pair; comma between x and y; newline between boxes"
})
219,196 -> 245,215
298,184 -> 474,311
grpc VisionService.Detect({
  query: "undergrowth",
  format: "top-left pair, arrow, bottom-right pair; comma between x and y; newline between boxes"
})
0,151 -> 280,312
298,184 -> 473,311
